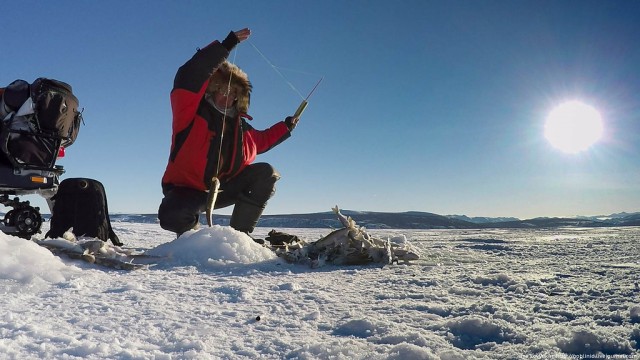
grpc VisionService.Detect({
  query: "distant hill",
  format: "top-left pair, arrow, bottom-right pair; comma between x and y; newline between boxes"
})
575,212 -> 640,226
258,210 -> 478,229
7,211 -> 640,230
446,214 -> 520,224
101,210 -> 640,230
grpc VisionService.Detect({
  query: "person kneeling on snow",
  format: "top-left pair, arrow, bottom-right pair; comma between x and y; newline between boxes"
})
158,28 -> 298,239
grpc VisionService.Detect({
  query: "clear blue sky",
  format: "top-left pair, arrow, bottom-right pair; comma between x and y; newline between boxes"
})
3,0 -> 639,219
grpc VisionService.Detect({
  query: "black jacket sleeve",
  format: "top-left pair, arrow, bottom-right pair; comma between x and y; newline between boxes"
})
173,32 -> 239,93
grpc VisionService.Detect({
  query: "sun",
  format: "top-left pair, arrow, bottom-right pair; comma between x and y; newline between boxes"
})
544,100 -> 604,154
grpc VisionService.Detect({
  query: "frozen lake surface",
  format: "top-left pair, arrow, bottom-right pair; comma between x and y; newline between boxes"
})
2,223 -> 639,359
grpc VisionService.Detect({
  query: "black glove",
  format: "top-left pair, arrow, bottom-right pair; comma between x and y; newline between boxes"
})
285,116 -> 299,131
221,31 -> 240,52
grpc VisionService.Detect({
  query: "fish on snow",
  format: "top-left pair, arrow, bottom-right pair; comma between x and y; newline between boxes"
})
272,206 -> 419,267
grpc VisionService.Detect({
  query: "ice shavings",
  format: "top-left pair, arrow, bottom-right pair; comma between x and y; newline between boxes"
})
146,225 -> 278,266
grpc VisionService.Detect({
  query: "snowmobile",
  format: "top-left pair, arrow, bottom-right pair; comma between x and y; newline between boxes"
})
0,78 -> 81,239
0,152 -> 65,239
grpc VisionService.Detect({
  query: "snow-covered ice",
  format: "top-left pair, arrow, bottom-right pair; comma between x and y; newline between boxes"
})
1,222 -> 639,359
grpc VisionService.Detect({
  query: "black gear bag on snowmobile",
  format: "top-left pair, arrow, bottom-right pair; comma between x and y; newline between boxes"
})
0,78 -> 81,169
45,178 -> 123,246
1,78 -> 83,239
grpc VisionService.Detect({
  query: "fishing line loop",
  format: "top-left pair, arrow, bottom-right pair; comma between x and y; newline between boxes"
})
247,40 -> 324,101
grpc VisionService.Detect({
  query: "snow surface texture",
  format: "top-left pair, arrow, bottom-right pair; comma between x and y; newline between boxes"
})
1,223 -> 639,359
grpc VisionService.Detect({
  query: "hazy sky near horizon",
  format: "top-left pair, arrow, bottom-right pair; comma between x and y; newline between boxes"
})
2,0 -> 639,219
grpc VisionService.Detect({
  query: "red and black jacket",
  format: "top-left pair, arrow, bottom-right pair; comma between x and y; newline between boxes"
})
161,35 -> 291,192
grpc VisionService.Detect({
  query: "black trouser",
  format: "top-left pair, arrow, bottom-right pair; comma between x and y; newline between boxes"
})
158,163 -> 280,235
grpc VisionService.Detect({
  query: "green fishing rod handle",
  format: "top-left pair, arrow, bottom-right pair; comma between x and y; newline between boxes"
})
293,100 -> 308,118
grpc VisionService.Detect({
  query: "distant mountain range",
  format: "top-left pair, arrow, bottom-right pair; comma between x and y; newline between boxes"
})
101,210 -> 640,229
7,210 -> 637,230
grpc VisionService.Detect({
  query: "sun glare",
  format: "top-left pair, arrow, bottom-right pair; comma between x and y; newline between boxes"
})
544,101 -> 603,154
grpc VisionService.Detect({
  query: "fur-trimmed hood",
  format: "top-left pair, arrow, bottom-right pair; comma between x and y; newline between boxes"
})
206,61 -> 252,114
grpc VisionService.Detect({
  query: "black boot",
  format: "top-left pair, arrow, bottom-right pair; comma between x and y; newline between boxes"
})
230,197 -> 265,244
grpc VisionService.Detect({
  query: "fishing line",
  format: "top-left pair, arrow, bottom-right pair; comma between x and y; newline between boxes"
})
247,40 -> 306,101
247,40 -> 324,119
267,65 -> 324,78
215,46 -> 242,176
216,47 -> 239,177
207,47 -> 239,227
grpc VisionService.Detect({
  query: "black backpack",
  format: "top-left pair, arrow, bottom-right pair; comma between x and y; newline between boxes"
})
46,178 -> 123,246
31,78 -> 81,147
0,78 -> 82,169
